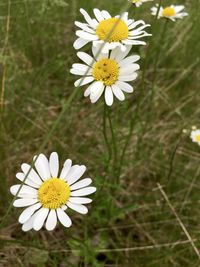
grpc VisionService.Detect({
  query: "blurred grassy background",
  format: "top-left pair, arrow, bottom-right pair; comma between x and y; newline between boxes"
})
0,0 -> 200,266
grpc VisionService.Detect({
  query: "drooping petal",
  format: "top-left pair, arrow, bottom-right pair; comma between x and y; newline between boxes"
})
33,208 -> 49,231
19,203 -> 41,224
115,81 -> 133,93
105,86 -> 114,106
111,85 -> 125,101
56,208 -> 72,228
45,209 -> 57,231
22,212 -> 38,232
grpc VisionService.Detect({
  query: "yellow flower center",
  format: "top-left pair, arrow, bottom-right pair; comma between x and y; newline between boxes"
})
195,135 -> 200,142
162,7 -> 176,17
92,58 -> 119,86
96,18 -> 129,43
38,178 -> 70,209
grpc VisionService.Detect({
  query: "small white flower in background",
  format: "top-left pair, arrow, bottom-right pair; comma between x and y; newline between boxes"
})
151,4 -> 188,21
10,152 -> 96,231
74,8 -> 151,53
130,0 -> 153,7
190,129 -> 200,145
70,45 -> 140,106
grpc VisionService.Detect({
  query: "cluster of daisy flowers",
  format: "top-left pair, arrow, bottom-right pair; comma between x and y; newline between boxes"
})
10,3 -> 189,232
71,8 -> 151,106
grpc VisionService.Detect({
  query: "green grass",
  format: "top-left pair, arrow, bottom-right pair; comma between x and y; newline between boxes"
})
0,0 -> 200,266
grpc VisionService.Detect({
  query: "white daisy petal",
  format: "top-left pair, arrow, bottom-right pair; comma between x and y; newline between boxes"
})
34,154 -> 51,181
70,178 -> 92,191
13,198 -> 38,207
77,52 -> 95,66
33,208 -> 49,231
67,202 -> 88,214
22,213 -> 38,232
120,64 -> 140,75
114,46 -> 132,62
19,203 -> 41,224
80,8 -> 98,28
115,81 -> 133,93
49,152 -> 59,178
119,73 -> 138,82
21,163 -> 42,185
101,10 -> 111,19
89,81 -> 105,103
74,77 -> 94,87
10,184 -> 37,197
70,68 -> 92,76
119,55 -> 140,67
16,172 -> 39,188
111,85 -> 125,101
75,21 -> 95,34
68,197 -> 92,204
57,208 -> 72,227
72,63 -> 92,72
73,37 -> 90,50
66,165 -> 86,185
70,186 -> 96,197
45,209 -> 57,231
105,86 -> 113,106
84,83 -> 94,97
60,159 -> 72,180
93,8 -> 105,22
76,30 -> 98,41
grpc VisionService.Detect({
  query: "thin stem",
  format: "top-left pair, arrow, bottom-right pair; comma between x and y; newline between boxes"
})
107,109 -> 118,179
103,103 -> 112,171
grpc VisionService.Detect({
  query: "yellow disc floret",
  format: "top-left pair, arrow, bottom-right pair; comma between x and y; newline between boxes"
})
162,7 -> 176,17
96,18 -> 128,42
38,178 -> 70,209
195,135 -> 200,142
92,58 -> 119,86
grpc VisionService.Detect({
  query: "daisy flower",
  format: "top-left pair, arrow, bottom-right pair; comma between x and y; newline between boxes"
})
70,45 -> 140,106
74,8 -> 151,53
10,152 -> 96,231
190,129 -> 200,145
151,4 -> 188,21
130,0 -> 153,7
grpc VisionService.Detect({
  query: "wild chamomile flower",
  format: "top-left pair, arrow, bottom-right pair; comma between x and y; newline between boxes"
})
10,152 -> 96,231
74,8 -> 151,53
190,129 -> 200,145
70,45 -> 140,106
131,0 -> 153,7
151,4 -> 188,21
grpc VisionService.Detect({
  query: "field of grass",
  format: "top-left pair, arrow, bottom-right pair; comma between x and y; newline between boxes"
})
0,0 -> 200,266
